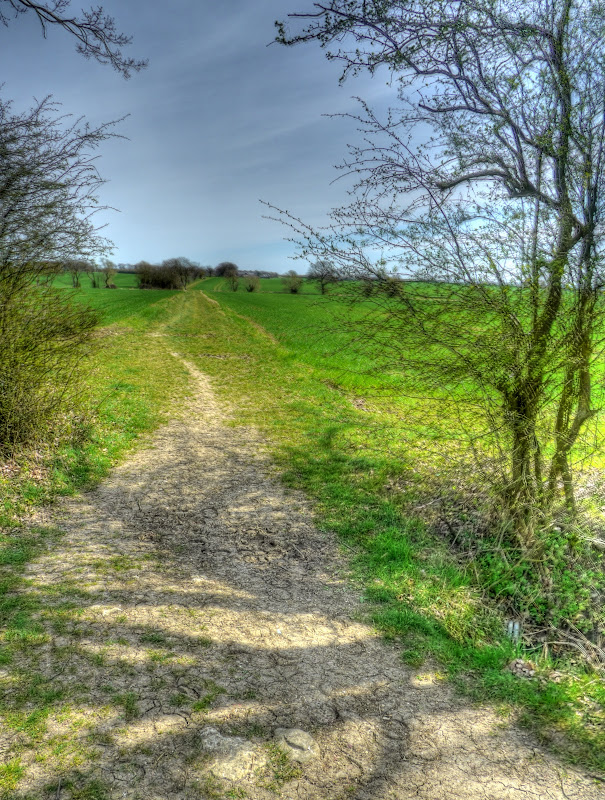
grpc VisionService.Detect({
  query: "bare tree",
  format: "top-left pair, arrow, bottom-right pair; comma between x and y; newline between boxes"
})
307,259 -> 337,294
215,261 -> 238,278
64,258 -> 89,288
0,97 -> 114,289
277,1 -> 605,545
100,257 -> 116,288
0,0 -> 147,77
86,261 -> 101,288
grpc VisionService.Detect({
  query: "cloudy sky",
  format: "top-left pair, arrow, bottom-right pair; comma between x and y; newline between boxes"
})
0,1 -> 393,272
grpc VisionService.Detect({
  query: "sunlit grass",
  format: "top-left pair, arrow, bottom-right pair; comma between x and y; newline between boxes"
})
0,279 -> 603,782
179,281 -> 605,772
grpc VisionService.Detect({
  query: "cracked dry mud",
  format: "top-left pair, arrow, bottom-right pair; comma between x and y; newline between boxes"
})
9,356 -> 604,799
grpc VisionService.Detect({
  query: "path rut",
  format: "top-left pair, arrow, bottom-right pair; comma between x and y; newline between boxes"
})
10,357 -> 603,799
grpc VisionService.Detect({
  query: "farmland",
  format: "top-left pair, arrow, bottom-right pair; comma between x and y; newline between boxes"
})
0,277 -> 604,792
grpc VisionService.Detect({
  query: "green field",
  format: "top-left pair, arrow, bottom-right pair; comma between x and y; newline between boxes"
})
0,277 -> 603,779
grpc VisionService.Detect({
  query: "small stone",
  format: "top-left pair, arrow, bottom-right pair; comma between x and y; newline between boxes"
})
199,727 -> 263,780
274,727 -> 319,763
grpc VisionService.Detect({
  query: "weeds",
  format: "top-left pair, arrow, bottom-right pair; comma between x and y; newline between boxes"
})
257,743 -> 302,792
192,681 -> 226,713
113,692 -> 139,720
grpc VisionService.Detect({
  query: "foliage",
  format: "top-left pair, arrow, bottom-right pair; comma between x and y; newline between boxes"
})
0,285 -> 98,451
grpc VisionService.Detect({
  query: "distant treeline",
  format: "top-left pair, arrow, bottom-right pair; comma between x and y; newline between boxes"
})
134,258 -> 204,290
135,259 -> 281,289
58,257 -> 283,291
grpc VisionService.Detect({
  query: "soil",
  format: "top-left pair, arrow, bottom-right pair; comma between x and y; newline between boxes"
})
10,356 -> 604,799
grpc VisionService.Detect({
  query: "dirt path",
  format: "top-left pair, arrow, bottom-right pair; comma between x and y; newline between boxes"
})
10,357 -> 603,799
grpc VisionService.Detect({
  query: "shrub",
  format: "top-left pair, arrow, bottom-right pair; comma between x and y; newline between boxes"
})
0,96 -> 113,453
281,270 -> 303,294
0,284 -> 98,451
244,276 -> 260,292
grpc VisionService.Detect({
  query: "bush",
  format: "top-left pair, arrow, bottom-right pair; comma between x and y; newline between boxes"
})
244,276 -> 260,292
281,270 -> 303,294
0,284 -> 98,451
0,96 -> 114,453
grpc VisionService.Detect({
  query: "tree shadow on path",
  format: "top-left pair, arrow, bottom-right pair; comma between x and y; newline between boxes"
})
2,362 -> 601,799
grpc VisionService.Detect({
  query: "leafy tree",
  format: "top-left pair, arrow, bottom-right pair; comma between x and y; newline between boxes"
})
278,0 -> 605,545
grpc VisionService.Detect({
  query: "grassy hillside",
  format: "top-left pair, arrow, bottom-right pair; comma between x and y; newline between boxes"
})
0,280 -> 603,777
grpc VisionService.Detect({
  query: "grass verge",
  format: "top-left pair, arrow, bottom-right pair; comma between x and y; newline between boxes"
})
166,284 -> 605,774
1,282 -> 603,786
